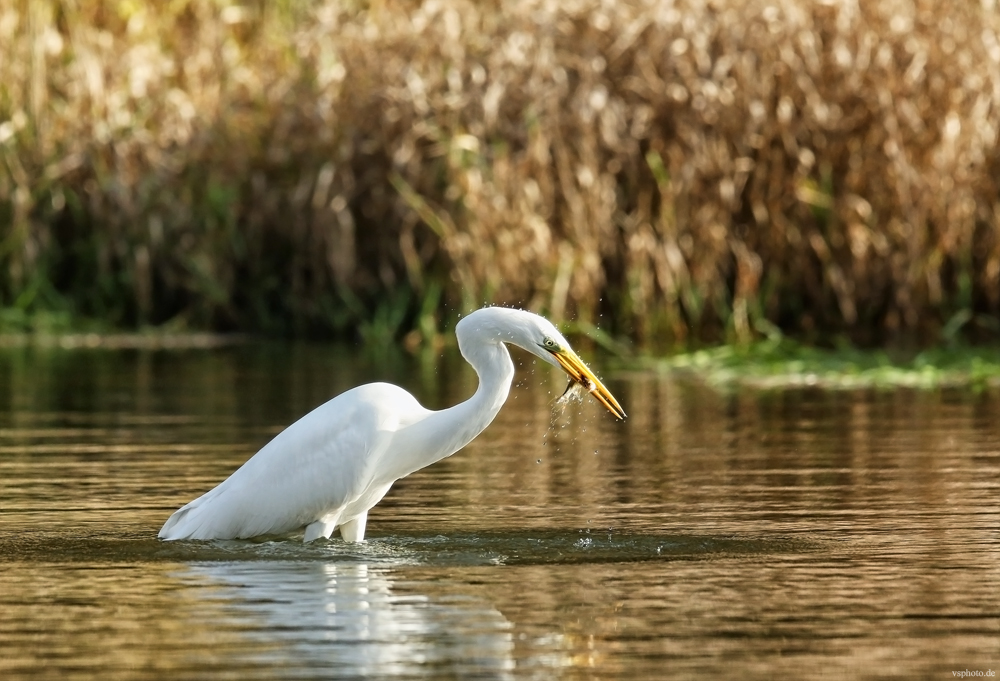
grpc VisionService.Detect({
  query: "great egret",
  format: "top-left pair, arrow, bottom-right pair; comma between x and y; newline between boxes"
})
159,306 -> 625,542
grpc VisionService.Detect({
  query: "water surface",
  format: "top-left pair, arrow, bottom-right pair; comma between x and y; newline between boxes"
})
0,343 -> 997,679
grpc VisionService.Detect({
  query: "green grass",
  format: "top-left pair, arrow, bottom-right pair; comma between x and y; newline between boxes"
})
652,341 -> 1000,391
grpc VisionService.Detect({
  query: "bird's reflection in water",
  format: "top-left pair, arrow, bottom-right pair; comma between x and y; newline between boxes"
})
181,561 -> 523,679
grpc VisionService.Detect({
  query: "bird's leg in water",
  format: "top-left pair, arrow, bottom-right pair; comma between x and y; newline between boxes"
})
339,513 -> 368,542
304,515 -> 339,542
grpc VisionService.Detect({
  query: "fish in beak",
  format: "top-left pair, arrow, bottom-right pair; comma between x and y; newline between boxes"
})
548,347 -> 626,420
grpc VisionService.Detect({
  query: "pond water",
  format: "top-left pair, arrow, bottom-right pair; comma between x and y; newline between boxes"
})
0,342 -> 997,680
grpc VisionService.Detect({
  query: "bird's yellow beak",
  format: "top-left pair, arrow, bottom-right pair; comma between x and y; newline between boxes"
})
549,348 -> 626,420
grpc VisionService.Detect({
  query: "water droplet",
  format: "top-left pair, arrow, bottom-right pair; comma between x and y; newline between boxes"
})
536,458 -> 542,464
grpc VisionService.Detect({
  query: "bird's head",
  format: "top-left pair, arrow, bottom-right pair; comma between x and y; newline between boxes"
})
460,307 -> 626,420
533,330 -> 626,420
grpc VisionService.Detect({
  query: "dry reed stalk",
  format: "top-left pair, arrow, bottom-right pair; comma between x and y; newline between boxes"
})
0,0 -> 998,345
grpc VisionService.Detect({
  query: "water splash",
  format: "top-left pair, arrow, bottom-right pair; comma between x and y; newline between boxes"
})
552,380 -> 588,414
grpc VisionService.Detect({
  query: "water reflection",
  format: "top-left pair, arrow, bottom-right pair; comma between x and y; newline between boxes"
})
0,343 -> 998,680
179,561 -> 521,679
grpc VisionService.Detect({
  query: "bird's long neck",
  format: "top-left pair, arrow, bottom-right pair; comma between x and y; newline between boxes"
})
432,336 -> 514,456
392,334 -> 514,479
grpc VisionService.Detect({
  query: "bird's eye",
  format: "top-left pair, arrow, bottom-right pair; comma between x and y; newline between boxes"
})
543,337 -> 558,350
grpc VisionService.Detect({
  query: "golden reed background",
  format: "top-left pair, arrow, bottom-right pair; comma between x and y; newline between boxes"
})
1,0 -> 998,345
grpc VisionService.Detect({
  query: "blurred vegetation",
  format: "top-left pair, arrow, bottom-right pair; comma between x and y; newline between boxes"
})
1,0 -> 1000,348
658,340 -> 1000,391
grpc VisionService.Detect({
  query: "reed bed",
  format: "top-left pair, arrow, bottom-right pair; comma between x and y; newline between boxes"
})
1,0 -> 999,346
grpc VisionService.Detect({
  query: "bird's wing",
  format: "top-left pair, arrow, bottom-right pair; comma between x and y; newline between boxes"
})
159,383 -> 427,540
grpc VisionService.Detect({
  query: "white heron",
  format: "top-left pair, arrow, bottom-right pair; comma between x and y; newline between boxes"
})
158,306 -> 625,542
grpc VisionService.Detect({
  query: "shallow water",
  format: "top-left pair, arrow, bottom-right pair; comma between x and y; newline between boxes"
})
0,343 -> 997,680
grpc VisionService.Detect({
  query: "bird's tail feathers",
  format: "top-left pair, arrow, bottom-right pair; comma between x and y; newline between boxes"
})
157,487 -> 223,540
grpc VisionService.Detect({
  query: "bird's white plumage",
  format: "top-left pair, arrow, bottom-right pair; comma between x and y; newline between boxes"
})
159,306 -> 623,542
159,383 -> 422,540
